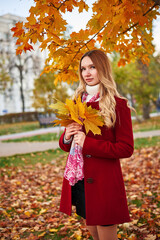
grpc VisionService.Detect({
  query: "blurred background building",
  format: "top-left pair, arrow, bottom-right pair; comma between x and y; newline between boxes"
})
0,13 -> 47,115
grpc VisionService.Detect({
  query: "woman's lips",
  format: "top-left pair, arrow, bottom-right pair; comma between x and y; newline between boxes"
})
85,78 -> 93,82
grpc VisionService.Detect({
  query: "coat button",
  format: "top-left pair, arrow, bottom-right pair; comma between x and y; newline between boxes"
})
86,178 -> 94,184
86,154 -> 91,158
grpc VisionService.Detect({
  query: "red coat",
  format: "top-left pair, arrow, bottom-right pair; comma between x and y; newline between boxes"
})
59,97 -> 134,225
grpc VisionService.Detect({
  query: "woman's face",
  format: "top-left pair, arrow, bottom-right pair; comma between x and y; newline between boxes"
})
81,56 -> 100,86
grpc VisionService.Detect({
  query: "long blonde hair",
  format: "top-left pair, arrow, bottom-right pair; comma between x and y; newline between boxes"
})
74,49 -> 127,128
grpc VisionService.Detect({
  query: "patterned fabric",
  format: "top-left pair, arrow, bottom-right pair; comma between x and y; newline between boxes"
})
64,92 -> 100,186
82,92 -> 100,103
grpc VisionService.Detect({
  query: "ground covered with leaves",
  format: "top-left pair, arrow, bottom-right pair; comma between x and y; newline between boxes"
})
0,146 -> 159,240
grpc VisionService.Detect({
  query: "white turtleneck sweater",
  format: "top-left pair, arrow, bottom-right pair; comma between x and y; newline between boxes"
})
85,83 -> 100,102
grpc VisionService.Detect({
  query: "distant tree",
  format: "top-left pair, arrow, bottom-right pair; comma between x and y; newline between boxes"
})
8,53 -> 41,112
0,57 -> 12,92
137,55 -> 160,119
32,71 -> 69,113
112,53 -> 160,119
112,53 -> 142,107
0,35 -> 41,112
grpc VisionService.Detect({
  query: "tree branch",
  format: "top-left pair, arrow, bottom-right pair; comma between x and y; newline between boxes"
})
24,55 -> 33,64
58,2 -> 159,73
152,0 -> 160,6
119,2 -> 158,36
68,2 -> 158,66
50,0 -> 69,10
70,21 -> 110,65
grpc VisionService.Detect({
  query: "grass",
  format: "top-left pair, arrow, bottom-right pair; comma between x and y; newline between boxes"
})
0,148 -> 67,168
0,121 -> 40,136
132,116 -> 160,132
134,136 -> 160,149
3,132 -> 63,142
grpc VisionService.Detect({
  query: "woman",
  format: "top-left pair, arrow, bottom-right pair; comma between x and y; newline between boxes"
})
59,49 -> 134,240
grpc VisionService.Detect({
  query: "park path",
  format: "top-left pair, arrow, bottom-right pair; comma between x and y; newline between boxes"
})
0,127 -> 160,157
0,126 -> 64,141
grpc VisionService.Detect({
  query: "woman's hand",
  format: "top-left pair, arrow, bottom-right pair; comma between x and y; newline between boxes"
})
74,131 -> 86,148
65,122 -> 82,140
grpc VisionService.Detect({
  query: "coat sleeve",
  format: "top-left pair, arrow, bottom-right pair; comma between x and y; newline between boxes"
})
59,130 -> 72,152
82,99 -> 134,159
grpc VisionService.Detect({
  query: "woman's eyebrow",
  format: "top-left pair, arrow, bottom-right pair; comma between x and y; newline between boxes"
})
81,64 -> 94,68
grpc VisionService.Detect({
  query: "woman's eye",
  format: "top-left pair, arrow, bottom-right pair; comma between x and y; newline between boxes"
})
90,65 -> 95,69
81,68 -> 85,71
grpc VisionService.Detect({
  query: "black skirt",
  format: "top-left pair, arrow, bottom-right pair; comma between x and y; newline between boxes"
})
71,179 -> 86,219
71,179 -> 114,226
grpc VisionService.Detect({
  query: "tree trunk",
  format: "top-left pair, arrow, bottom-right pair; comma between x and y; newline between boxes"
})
142,103 -> 151,120
19,65 -> 25,112
137,59 -> 151,120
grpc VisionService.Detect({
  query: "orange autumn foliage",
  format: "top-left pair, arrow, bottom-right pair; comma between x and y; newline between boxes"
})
11,0 -> 160,84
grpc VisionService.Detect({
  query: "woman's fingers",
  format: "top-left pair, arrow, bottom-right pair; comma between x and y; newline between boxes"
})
65,122 -> 82,140
68,122 -> 82,129
74,131 -> 86,147
66,123 -> 82,133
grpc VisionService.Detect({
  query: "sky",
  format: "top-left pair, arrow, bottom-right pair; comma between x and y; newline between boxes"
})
0,0 -> 160,52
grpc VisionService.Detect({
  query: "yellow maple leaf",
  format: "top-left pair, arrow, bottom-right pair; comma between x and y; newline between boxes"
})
38,232 -> 46,237
78,0 -> 89,13
49,99 -> 69,115
71,229 -> 82,240
66,99 -> 81,124
39,208 -> 47,215
49,228 -> 58,232
24,210 -> 33,217
85,105 -> 104,121
53,118 -> 74,127
49,96 -> 104,135
27,14 -> 36,25
84,119 -> 100,135
76,95 -> 86,119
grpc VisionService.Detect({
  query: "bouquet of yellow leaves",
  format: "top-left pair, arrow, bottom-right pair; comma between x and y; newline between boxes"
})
49,95 -> 104,135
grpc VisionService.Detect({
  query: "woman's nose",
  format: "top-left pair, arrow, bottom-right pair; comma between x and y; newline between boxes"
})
85,68 -> 91,76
